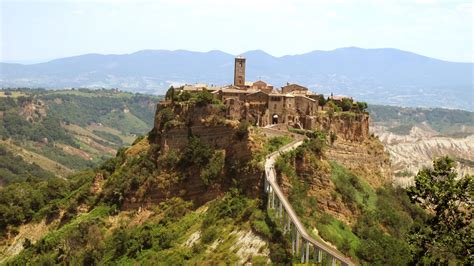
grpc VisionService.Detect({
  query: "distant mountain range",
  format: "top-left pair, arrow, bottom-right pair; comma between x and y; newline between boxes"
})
1,47 -> 472,110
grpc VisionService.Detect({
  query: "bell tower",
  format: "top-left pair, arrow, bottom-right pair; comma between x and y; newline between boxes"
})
234,56 -> 246,87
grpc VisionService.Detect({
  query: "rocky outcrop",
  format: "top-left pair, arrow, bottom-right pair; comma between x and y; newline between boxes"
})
18,99 -> 47,122
123,101 -> 263,209
306,112 -> 369,142
326,137 -> 392,188
152,101 -> 241,152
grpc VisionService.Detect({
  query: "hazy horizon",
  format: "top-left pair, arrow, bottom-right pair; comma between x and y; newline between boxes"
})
1,0 -> 473,63
2,46 -> 473,65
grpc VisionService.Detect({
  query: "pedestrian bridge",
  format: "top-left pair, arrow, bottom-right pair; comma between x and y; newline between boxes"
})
264,138 -> 354,266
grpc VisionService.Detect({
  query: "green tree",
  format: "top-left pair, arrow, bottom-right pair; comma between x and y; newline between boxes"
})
165,86 -> 175,101
318,96 -> 327,106
357,102 -> 368,112
407,156 -> 473,264
195,90 -> 218,106
341,98 -> 352,112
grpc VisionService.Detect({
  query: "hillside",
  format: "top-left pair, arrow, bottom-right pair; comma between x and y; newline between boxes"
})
0,100 -> 297,264
0,88 -> 159,182
1,96 -> 471,264
1,47 -> 473,110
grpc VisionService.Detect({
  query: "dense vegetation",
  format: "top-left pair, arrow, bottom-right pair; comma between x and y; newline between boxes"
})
0,144 -> 54,184
2,89 -> 472,264
3,131 -> 299,265
407,156 -> 473,264
275,134 -> 472,265
0,88 -> 160,178
368,104 -> 474,135
0,96 -> 76,146
0,170 -> 93,238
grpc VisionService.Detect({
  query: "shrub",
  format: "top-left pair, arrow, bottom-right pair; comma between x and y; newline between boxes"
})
200,151 -> 225,185
165,87 -> 175,101
201,226 -> 218,244
318,96 -> 327,106
180,137 -> 213,167
301,137 -> 325,157
250,209 -> 271,238
195,90 -> 217,106
357,102 -> 368,112
265,136 -> 293,153
178,91 -> 191,101
341,98 -> 352,112
157,107 -> 174,129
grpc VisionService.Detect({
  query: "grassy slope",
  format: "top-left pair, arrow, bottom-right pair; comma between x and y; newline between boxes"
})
0,143 -> 55,184
0,89 -> 160,180
0,140 -> 73,178
275,139 -> 425,265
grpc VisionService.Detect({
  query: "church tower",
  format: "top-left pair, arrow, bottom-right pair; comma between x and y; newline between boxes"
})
234,56 -> 246,87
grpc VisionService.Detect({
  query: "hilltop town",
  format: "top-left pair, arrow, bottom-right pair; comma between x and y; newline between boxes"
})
160,57 -> 369,143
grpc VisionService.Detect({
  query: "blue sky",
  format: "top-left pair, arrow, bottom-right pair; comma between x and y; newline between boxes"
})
1,0 -> 472,63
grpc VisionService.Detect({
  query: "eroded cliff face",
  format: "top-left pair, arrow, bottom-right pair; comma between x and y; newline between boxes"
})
122,101 -> 263,209
307,113 -> 369,142
372,125 -> 474,187
152,102 -> 236,150
278,152 -> 355,224
277,136 -> 391,224
326,137 -> 392,188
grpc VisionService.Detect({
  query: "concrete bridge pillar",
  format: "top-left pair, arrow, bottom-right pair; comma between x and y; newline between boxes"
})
305,241 -> 310,263
300,240 -> 305,263
313,247 -> 322,263
291,228 -> 296,254
278,200 -> 283,218
296,231 -> 300,257
271,189 -> 275,209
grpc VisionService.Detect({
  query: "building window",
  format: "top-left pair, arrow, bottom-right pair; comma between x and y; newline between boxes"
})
274,104 -> 277,109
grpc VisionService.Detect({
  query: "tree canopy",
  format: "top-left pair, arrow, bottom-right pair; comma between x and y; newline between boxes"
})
407,156 -> 473,264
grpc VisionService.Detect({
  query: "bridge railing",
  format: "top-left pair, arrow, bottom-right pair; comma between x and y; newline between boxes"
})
264,140 -> 354,266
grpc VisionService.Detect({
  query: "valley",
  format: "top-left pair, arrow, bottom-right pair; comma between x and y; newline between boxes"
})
0,88 -> 159,183
0,88 -> 472,264
368,105 -> 474,186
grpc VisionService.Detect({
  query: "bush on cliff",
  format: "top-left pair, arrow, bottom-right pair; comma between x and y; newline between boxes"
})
200,151 -> 225,185
357,102 -> 368,112
341,98 -> 353,112
195,90 -> 220,107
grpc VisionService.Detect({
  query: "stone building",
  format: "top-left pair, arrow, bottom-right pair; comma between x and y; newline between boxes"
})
211,57 -> 325,128
175,57 -> 360,130
234,56 -> 246,87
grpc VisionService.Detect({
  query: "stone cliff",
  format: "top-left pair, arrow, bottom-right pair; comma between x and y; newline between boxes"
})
122,101 -> 263,209
306,112 -> 369,142
276,134 -> 391,224
326,137 -> 392,188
